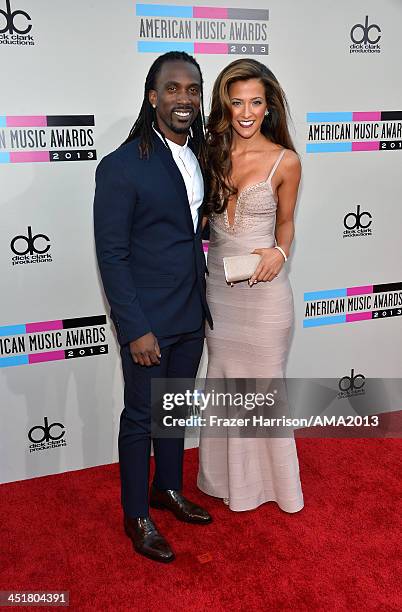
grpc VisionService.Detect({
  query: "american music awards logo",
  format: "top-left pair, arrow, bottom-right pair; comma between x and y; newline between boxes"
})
0,0 -> 34,46
136,3 -> 269,55
0,115 -> 97,164
303,281 -> 402,328
0,315 -> 108,368
306,111 -> 402,154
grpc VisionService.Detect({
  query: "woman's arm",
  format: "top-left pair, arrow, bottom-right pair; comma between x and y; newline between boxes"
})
250,151 -> 301,284
274,151 -> 301,257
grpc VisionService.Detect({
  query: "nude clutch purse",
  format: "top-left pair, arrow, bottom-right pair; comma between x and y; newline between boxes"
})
223,254 -> 261,283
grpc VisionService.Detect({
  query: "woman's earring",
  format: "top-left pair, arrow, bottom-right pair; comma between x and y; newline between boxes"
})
152,103 -> 156,109
265,109 -> 270,117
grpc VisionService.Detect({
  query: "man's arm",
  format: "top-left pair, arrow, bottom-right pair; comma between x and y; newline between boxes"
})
93,154 -> 151,346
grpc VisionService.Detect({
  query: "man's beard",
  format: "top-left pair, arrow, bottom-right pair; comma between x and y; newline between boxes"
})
169,122 -> 191,134
164,109 -> 197,134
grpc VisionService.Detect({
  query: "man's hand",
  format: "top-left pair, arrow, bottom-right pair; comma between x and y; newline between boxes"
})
129,332 -> 161,366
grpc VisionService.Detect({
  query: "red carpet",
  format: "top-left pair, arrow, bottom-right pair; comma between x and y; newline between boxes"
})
1,440 -> 402,611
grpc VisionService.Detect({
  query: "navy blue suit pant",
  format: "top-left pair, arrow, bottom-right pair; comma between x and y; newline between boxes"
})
118,326 -> 204,518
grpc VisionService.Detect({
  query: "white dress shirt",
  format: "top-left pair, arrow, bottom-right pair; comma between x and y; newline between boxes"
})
153,126 -> 204,233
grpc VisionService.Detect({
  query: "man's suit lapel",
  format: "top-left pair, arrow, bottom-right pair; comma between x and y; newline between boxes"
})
153,135 -> 195,234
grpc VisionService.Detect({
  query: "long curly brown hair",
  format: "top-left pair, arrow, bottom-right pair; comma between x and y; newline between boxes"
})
205,59 -> 296,215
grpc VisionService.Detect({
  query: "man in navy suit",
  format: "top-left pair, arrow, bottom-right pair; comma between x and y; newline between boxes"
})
94,52 -> 213,563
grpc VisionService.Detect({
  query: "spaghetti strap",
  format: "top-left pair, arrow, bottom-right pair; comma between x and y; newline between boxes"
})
267,149 -> 286,182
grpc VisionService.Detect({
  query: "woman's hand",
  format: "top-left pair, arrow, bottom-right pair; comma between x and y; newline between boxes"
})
249,247 -> 285,285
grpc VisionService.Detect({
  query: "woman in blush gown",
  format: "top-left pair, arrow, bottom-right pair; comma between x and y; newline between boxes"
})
197,59 -> 304,513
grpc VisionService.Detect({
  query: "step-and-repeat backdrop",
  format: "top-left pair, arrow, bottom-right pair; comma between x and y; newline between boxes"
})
1,0 -> 401,483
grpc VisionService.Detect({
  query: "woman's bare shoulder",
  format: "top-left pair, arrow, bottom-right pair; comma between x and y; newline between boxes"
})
281,148 -> 300,162
281,149 -> 301,173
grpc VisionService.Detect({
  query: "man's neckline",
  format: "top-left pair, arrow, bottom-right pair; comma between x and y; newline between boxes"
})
152,124 -> 189,151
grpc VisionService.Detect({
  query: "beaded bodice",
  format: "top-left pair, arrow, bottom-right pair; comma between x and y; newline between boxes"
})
210,176 -> 278,236
209,149 -> 285,237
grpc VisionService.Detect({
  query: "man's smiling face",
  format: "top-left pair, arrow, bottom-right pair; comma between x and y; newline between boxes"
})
149,60 -> 201,144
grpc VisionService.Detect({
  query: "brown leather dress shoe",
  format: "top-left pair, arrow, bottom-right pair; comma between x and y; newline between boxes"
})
124,515 -> 175,563
150,484 -> 212,524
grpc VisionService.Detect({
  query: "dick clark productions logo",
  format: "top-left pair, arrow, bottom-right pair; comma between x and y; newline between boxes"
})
10,226 -> 52,265
0,0 -> 34,45
337,369 -> 366,399
343,205 -> 372,238
28,416 -> 67,453
350,16 -> 381,53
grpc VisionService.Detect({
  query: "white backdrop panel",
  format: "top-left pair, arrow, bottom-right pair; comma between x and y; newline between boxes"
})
1,0 -> 401,483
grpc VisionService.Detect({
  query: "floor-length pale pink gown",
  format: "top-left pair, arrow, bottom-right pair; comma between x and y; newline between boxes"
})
197,149 -> 304,512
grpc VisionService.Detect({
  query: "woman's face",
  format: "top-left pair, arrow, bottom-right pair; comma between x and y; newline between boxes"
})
228,78 -> 268,140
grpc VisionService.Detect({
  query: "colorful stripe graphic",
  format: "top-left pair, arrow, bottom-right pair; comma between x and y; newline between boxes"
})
307,111 -> 402,123
303,283 -> 402,327
0,355 -> 29,367
11,151 -> 51,163
0,316 -> 107,368
0,115 -> 95,127
29,351 -> 65,365
303,315 -> 346,328
0,315 -> 106,338
0,347 -> 108,368
0,151 -> 96,164
138,41 -> 229,53
306,111 -> 402,153
136,4 -> 269,20
304,282 -> 402,301
306,142 -> 381,153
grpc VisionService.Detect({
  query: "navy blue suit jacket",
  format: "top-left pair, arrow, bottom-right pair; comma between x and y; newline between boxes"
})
93,133 -> 212,346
